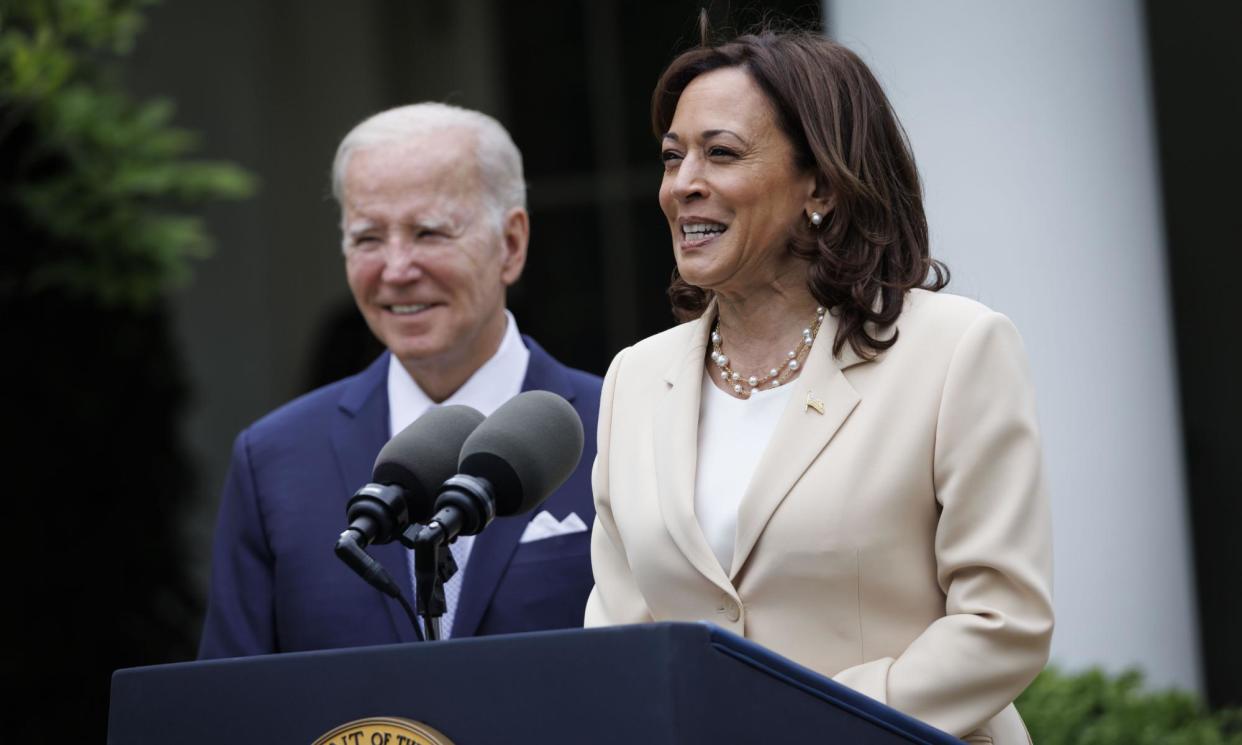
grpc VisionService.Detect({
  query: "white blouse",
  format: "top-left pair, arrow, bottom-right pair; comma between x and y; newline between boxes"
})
694,370 -> 795,572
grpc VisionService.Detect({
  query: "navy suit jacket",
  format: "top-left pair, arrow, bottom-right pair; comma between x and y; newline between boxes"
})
199,336 -> 601,658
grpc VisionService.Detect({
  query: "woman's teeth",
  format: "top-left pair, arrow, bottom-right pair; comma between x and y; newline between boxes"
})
390,304 -> 429,315
683,223 -> 726,239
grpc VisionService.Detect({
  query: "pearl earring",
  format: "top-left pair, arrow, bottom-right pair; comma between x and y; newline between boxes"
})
809,211 -> 824,227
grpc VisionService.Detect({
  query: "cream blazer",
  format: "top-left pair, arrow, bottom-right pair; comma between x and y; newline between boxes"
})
585,289 -> 1053,744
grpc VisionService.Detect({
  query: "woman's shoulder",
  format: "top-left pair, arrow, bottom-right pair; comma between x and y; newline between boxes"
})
900,289 -> 1010,336
605,318 -> 704,381
893,289 -> 1027,362
904,288 -> 994,322
633,317 -> 703,355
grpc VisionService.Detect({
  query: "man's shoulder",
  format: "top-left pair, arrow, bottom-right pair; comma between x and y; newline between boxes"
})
559,363 -> 604,399
522,335 -> 603,402
243,355 -> 386,445
246,379 -> 346,437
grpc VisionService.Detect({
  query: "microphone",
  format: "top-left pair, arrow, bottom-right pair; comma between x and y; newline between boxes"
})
340,404 -> 485,549
418,390 -> 585,547
335,405 -> 483,638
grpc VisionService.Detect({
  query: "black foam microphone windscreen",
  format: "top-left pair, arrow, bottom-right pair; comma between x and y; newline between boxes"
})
372,404 -> 485,523
457,391 -> 584,516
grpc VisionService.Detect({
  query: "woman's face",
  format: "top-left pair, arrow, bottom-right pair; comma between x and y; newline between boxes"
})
659,66 -> 817,298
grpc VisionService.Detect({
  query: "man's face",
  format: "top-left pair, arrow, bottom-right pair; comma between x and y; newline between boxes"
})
341,131 -> 527,379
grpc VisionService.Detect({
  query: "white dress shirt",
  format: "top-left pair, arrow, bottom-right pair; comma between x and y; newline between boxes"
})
387,310 -> 530,637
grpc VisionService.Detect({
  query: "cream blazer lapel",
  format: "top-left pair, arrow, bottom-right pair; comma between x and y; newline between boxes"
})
651,308 -> 735,592
730,313 -> 866,580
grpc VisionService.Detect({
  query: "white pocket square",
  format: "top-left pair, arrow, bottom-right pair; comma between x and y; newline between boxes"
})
519,510 -> 588,543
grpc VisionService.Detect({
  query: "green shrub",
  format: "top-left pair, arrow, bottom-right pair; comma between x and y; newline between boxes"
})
0,0 -> 254,307
1,0 -> 254,739
1017,667 -> 1242,744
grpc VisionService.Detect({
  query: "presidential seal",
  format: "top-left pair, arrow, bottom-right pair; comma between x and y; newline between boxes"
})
313,716 -> 455,745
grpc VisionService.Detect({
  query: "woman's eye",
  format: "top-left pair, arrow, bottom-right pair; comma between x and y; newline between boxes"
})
708,146 -> 736,158
661,150 -> 683,165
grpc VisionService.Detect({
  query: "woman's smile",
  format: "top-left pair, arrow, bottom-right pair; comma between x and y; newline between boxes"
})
679,219 -> 729,249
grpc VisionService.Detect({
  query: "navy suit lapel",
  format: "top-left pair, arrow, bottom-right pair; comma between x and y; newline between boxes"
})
452,336 -> 576,637
329,351 -> 419,644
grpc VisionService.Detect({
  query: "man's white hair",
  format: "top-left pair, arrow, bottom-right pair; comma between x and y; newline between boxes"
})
331,103 -> 526,221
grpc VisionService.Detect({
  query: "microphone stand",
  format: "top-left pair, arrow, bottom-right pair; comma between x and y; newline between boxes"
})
335,528 -> 426,643
400,522 -> 457,642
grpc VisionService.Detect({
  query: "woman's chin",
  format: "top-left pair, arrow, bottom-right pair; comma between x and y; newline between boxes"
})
676,270 -> 717,292
674,256 -> 722,290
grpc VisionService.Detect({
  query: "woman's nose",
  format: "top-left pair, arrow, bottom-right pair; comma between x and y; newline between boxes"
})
668,155 -> 708,202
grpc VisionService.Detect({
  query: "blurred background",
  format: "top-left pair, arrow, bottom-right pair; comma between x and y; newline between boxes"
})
2,0 -> 1239,739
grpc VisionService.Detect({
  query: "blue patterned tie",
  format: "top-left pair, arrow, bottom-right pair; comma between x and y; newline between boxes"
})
408,535 -> 471,639
439,537 -> 470,638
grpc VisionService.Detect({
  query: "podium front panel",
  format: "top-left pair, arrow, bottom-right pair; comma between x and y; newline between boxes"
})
109,623 -> 958,744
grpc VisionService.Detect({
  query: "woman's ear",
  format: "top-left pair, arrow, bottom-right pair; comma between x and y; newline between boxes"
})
804,174 -> 835,219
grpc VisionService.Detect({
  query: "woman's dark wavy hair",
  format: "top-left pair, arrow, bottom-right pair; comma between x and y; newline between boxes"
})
654,23 -> 949,359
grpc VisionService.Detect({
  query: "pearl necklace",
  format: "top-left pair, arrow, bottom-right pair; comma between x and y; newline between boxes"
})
710,306 -> 825,398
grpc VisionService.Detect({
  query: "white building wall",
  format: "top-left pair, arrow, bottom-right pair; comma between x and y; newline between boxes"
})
827,0 -> 1201,692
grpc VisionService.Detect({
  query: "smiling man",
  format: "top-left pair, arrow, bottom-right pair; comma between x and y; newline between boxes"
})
199,104 -> 602,658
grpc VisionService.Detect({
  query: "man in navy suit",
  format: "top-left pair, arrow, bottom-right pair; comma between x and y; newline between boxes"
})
199,103 -> 601,657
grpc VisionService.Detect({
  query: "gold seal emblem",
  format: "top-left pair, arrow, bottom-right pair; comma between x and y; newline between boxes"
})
313,716 -> 455,745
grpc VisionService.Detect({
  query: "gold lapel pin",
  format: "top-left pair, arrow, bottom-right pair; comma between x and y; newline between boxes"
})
806,392 -> 825,414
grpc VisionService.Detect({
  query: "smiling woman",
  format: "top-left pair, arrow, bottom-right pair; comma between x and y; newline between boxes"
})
584,24 -> 1053,745
658,67 -> 817,325
654,32 -> 947,364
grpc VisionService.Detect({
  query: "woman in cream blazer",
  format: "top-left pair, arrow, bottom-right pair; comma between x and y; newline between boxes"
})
584,27 -> 1053,745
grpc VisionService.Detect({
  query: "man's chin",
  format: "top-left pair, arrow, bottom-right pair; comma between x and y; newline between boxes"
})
377,325 -> 448,359
388,342 -> 450,366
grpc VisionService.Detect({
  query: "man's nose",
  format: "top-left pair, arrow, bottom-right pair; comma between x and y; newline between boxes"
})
380,241 -> 423,282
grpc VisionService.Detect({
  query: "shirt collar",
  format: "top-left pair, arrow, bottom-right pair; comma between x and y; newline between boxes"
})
387,310 -> 530,437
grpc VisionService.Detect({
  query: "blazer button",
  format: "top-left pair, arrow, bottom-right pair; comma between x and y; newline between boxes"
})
716,595 -> 741,623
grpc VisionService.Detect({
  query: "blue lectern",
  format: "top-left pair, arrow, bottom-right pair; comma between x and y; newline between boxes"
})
108,622 -> 959,744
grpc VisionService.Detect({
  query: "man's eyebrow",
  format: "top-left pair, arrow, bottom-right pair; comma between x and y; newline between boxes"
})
416,215 -> 460,233
344,213 -> 463,235
344,220 -> 378,236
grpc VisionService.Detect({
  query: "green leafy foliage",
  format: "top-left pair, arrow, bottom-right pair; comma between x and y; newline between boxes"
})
1017,667 -> 1242,745
0,0 -> 254,308
0,1 -> 255,738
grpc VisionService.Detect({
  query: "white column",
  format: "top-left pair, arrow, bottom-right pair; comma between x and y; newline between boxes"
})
827,0 -> 1200,692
